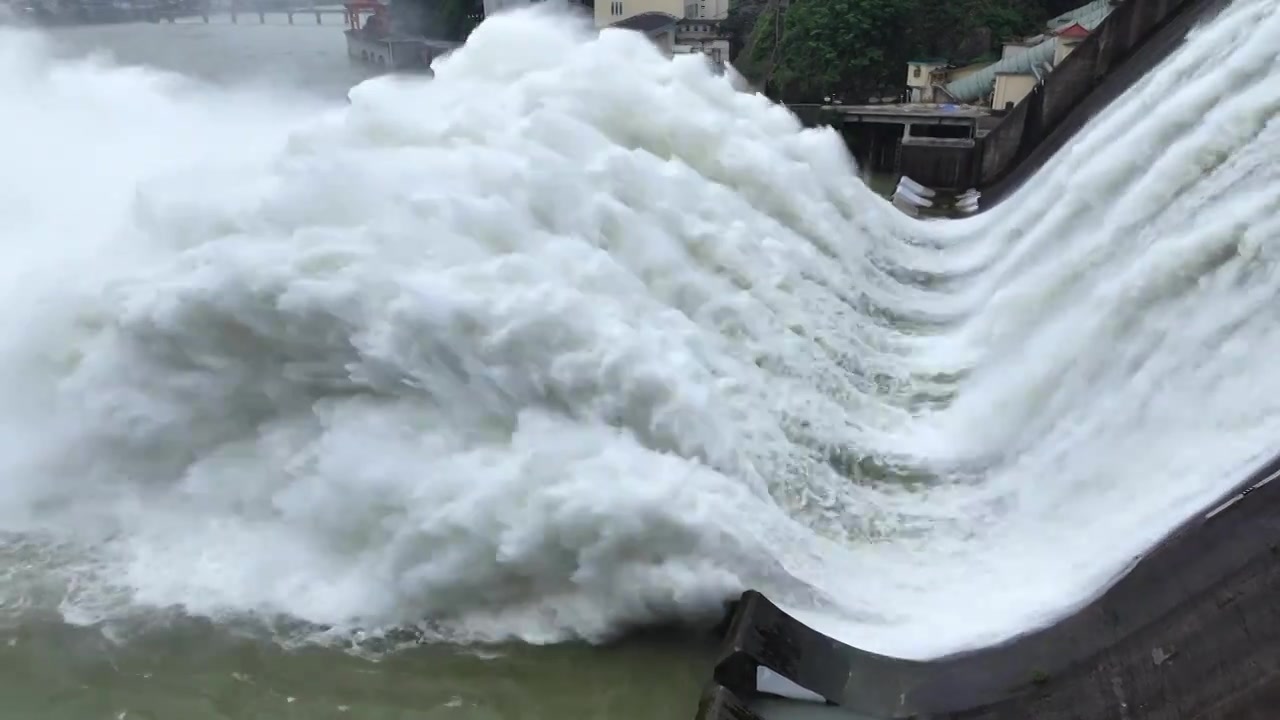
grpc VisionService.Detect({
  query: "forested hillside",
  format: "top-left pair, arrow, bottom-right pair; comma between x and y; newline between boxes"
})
731,0 -> 1084,101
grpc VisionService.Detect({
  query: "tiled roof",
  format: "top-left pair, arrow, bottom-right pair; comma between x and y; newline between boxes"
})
611,11 -> 678,33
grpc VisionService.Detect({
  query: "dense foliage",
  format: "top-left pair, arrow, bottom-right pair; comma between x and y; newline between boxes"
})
392,0 -> 484,41
736,0 -> 1061,102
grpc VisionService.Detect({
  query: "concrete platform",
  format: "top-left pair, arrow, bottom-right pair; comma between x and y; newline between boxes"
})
823,103 -> 992,127
695,450 -> 1280,719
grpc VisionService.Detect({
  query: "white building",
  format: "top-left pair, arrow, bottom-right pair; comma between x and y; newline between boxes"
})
596,0 -> 730,70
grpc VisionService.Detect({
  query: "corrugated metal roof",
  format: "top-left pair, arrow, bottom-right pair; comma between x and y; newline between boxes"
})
611,11 -> 678,33
1048,0 -> 1114,31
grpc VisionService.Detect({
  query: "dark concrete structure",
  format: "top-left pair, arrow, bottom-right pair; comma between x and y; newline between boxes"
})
898,141 -> 975,192
977,0 -> 1233,205
812,104 -> 991,191
694,451 -> 1280,719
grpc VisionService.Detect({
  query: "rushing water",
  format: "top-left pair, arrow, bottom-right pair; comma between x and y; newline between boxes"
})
1,1 -> 1279,717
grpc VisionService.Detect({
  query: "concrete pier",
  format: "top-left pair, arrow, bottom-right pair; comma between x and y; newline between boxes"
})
695,451 -> 1280,719
814,104 -> 992,191
344,32 -> 459,71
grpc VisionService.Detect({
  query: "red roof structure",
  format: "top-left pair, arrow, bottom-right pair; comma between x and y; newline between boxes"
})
1055,22 -> 1090,39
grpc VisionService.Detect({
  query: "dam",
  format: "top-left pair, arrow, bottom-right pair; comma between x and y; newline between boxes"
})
1,0 -> 1277,717
695,0 -> 1280,717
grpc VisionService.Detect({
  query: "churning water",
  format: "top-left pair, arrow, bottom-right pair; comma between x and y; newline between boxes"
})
0,0 -> 1277,691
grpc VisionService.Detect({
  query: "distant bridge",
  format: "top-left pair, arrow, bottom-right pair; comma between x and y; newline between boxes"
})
157,2 -> 356,24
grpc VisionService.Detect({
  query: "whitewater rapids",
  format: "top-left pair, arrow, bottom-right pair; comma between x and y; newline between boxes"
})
0,0 -> 1277,660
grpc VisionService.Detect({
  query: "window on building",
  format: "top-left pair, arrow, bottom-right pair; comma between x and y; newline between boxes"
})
913,66 -> 922,78
610,0 -> 622,14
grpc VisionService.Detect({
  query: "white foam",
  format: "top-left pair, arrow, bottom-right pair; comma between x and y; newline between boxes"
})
0,0 -> 1276,657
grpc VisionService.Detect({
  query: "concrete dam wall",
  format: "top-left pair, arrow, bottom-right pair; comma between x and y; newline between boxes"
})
695,451 -> 1280,719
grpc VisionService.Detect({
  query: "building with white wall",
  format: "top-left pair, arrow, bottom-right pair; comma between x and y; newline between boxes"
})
595,0 -> 729,70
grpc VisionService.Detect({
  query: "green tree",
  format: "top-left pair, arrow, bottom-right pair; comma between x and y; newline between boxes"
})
393,0 -> 483,40
773,0 -> 914,101
736,0 -> 1053,103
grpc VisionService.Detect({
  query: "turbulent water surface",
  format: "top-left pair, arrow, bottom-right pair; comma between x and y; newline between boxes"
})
1,1 -> 1279,717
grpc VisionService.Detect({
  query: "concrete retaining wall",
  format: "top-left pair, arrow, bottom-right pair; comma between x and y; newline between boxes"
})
899,143 -> 975,191
345,32 -> 394,68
